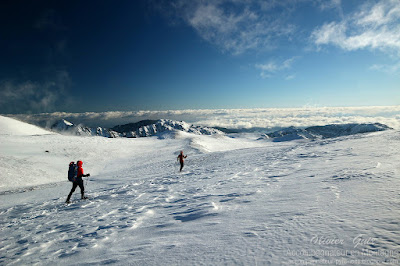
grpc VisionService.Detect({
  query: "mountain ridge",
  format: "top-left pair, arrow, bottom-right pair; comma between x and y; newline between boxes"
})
50,119 -> 224,138
263,123 -> 391,142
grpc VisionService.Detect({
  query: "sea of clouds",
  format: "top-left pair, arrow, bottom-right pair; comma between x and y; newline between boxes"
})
7,106 -> 400,131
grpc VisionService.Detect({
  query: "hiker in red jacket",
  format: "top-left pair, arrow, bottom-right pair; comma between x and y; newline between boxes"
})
66,160 -> 90,203
177,150 -> 187,172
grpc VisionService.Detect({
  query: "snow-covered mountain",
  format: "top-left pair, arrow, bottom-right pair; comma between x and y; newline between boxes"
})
262,126 -> 316,142
51,119 -> 74,131
263,123 -> 391,142
50,119 -> 391,142
306,122 -> 391,138
51,119 -> 120,138
52,119 -> 223,138
111,119 -> 158,134
117,119 -> 224,138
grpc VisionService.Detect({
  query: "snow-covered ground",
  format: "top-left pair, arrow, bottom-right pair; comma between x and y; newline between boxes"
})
1,115 -> 400,265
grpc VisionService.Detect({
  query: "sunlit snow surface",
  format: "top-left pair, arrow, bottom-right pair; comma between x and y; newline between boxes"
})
1,117 -> 400,265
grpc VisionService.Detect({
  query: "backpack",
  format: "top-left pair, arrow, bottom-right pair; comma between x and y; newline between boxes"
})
68,162 -> 78,182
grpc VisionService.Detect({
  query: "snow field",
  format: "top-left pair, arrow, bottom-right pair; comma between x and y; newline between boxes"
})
1,116 -> 400,265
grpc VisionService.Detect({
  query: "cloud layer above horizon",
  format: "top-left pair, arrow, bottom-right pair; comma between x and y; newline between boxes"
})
8,106 -> 400,131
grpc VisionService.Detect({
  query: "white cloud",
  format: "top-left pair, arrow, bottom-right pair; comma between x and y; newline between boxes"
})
285,74 -> 296,80
370,62 -> 400,75
0,71 -> 71,114
317,0 -> 344,18
255,57 -> 298,78
9,106 -> 400,130
356,0 -> 400,27
311,0 -> 400,55
160,0 -> 296,55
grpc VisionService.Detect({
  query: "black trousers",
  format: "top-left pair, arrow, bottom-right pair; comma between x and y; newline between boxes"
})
67,178 -> 84,201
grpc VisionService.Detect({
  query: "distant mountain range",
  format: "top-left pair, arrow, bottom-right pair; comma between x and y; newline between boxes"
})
51,119 -> 223,138
50,118 -> 392,141
262,123 -> 391,142
51,119 -> 120,138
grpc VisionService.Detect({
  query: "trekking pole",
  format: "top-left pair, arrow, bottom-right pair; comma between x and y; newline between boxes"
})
85,175 -> 89,190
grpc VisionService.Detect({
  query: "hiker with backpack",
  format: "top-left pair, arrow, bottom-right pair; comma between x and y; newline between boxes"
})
66,160 -> 90,203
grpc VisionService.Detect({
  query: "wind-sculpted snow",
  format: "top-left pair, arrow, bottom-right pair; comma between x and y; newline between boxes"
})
264,123 -> 391,142
1,128 -> 400,265
1,116 -> 400,265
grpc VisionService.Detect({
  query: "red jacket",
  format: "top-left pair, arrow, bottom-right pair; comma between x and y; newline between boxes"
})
77,161 -> 84,178
177,154 -> 187,163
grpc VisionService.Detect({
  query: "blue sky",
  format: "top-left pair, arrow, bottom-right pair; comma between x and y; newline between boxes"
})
0,0 -> 399,114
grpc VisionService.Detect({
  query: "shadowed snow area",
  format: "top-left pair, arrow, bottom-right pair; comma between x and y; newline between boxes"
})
264,123 -> 391,142
1,115 -> 400,265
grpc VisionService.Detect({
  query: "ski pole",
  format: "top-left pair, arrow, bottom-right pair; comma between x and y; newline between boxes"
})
85,175 -> 89,189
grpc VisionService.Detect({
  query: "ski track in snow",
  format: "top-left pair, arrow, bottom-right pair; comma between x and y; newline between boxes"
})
1,131 -> 400,265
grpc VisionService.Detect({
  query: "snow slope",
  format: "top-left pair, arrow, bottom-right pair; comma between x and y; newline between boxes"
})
0,116 -> 260,193
1,116 -> 400,265
0,115 -> 53,136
